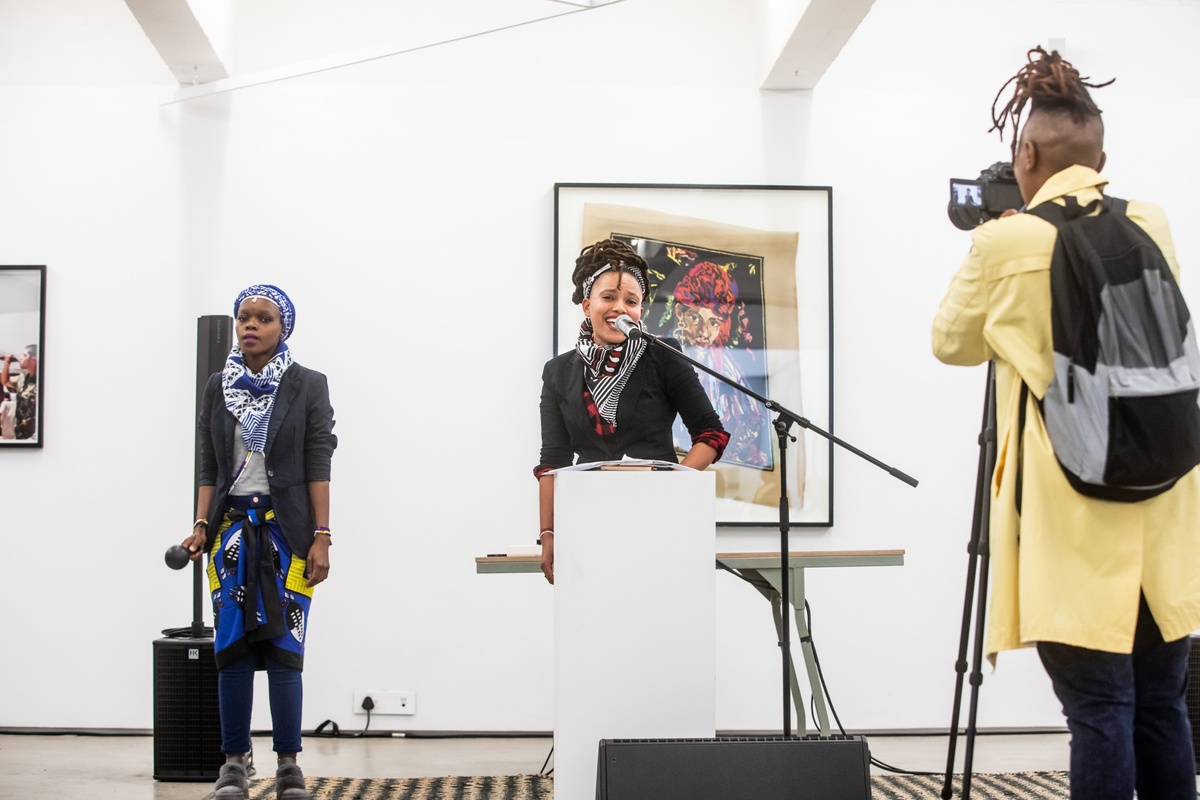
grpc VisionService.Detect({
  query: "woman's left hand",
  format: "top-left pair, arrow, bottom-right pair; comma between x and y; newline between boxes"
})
306,536 -> 331,587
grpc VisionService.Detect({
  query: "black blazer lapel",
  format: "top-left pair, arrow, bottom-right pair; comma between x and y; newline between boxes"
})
265,368 -> 302,455
611,354 -> 652,454
561,356 -> 609,454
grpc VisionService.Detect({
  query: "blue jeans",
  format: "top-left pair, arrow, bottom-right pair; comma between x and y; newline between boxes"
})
1038,596 -> 1196,800
218,653 -> 304,755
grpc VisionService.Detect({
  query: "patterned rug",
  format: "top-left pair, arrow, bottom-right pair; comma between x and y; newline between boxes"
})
202,771 -> 1070,799
874,771 -> 1069,799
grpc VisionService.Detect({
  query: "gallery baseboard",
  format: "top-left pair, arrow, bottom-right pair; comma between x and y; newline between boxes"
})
0,726 -> 1068,738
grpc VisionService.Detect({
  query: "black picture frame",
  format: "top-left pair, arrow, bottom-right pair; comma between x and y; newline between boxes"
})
0,266 -> 46,448
554,183 -> 833,527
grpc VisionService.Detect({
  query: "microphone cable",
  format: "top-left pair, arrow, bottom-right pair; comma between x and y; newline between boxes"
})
717,561 -> 932,776
803,599 -> 936,776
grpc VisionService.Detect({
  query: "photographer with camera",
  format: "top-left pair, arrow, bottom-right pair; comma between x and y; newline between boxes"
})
933,47 -> 1200,799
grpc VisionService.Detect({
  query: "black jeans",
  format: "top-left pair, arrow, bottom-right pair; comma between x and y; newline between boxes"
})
1038,596 -> 1196,800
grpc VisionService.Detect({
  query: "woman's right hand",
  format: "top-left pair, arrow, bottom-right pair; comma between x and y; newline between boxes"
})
540,532 -> 554,585
182,529 -> 207,562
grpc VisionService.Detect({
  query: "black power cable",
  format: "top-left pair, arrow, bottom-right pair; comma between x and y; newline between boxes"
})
354,697 -> 374,738
311,697 -> 372,740
717,562 -> 933,776
802,599 -> 936,776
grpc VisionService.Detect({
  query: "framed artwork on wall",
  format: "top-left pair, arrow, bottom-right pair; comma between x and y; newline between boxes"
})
0,266 -> 45,448
554,183 -> 833,527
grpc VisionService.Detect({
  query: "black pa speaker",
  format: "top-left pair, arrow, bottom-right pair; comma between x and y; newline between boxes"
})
596,736 -> 872,800
152,314 -> 234,781
152,634 -> 223,780
1187,635 -> 1200,772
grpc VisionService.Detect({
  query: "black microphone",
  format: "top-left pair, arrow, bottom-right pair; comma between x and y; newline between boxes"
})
614,314 -> 644,341
164,544 -> 191,570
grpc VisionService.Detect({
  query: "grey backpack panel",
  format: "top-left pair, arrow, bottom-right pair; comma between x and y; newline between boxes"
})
1025,195 -> 1200,501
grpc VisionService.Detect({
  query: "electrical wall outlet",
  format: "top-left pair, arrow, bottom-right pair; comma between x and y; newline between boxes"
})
353,691 -> 416,715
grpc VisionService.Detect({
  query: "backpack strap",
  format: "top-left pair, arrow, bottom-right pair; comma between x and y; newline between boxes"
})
1028,193 -> 1124,225
1016,381 -> 1028,516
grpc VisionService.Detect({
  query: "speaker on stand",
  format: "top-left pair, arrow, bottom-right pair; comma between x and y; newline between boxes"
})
153,315 -> 233,781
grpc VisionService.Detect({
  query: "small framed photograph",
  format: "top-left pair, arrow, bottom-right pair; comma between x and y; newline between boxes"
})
554,184 -> 833,526
0,266 -> 45,448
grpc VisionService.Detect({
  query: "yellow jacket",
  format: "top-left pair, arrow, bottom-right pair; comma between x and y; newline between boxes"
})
933,165 -> 1200,658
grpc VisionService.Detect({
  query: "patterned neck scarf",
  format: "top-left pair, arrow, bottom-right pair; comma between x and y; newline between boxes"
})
222,343 -> 294,453
574,319 -> 646,428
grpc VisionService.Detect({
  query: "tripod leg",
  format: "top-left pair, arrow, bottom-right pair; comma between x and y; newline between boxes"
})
943,535 -> 983,797
961,552 -> 991,800
943,362 -> 997,800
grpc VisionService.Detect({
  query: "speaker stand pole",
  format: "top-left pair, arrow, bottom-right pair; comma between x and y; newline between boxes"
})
190,315 -> 233,639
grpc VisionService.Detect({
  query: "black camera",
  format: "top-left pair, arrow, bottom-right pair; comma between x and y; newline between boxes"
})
947,161 -> 1023,230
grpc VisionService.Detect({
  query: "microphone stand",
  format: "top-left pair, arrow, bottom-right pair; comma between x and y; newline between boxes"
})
626,325 -> 918,736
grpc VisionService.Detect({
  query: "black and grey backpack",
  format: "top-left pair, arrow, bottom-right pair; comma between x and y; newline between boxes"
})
1019,194 -> 1200,502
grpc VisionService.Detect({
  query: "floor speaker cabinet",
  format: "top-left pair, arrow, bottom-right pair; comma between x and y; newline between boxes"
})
152,634 -> 223,781
595,736 -> 872,800
1188,635 -> 1200,772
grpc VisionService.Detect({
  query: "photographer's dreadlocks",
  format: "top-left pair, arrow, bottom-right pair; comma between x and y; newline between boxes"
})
990,46 -> 1115,158
570,238 -> 650,305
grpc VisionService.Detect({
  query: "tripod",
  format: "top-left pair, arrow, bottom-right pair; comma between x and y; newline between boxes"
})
942,361 -> 997,800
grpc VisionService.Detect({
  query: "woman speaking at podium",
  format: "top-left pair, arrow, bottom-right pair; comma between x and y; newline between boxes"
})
180,284 -> 337,800
534,239 -> 728,584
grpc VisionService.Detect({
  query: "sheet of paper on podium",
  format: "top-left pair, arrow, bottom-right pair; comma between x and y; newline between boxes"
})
548,457 -> 695,473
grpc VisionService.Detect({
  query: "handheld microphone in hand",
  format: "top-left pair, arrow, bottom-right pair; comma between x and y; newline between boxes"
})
164,545 -> 191,570
614,314 -> 644,341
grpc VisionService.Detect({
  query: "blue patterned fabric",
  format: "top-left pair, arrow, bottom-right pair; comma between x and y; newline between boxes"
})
207,496 -> 314,671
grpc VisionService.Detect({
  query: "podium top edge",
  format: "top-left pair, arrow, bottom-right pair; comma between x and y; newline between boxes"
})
475,549 -> 904,564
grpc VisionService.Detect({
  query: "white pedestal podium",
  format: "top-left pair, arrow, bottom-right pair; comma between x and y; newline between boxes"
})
554,469 -> 716,800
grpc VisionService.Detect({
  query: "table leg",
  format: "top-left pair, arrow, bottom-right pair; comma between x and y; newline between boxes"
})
788,569 -> 831,736
769,590 -> 807,732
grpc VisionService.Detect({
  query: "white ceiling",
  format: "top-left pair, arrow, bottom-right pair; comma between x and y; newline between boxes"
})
228,0 -> 592,75
0,0 -> 874,91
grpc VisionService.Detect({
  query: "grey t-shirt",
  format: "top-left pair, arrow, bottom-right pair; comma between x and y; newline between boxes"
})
230,423 -> 270,495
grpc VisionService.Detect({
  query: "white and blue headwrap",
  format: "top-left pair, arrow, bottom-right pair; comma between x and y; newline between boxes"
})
233,284 -> 295,341
222,285 -> 296,453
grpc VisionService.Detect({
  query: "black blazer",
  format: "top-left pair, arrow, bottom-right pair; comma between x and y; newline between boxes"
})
198,363 -> 337,557
538,338 -> 723,468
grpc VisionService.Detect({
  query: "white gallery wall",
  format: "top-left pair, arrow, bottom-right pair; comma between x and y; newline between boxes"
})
1,0 -> 1199,737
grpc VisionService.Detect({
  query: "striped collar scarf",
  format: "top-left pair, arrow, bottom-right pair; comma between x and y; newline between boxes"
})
222,343 -> 294,453
575,319 -> 646,427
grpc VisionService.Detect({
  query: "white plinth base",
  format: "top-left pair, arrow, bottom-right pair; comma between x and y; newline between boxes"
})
554,469 -> 716,800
